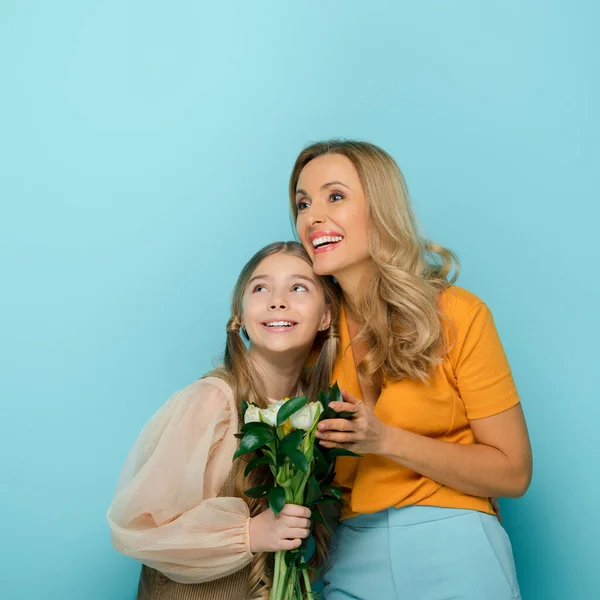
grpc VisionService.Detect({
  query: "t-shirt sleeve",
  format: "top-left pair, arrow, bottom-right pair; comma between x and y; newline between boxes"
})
450,302 -> 520,420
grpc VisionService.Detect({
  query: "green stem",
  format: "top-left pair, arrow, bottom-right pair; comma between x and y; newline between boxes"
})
285,564 -> 296,598
303,573 -> 313,598
271,551 -> 281,600
301,559 -> 312,596
276,551 -> 290,599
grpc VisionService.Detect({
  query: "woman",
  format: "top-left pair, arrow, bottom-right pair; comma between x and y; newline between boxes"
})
107,241 -> 340,600
289,140 -> 532,600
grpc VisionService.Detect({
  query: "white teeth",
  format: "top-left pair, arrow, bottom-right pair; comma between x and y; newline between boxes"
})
265,321 -> 295,327
312,235 -> 343,248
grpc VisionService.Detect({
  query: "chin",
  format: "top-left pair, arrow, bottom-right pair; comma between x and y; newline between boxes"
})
312,255 -> 340,276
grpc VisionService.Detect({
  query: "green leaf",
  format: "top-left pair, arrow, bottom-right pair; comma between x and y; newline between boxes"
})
244,485 -> 269,498
319,469 -> 335,487
284,549 -> 300,567
305,476 -> 321,505
337,411 -> 355,419
276,396 -> 308,426
325,485 -> 342,499
276,470 -> 293,488
285,447 -> 309,473
242,400 -> 249,421
330,381 -> 342,403
317,495 -> 340,505
318,389 -> 330,409
240,421 -> 272,433
310,507 -> 334,535
243,455 -> 275,477
280,429 -> 304,453
313,445 -> 328,476
322,405 -> 338,420
290,468 -> 306,495
268,486 -> 286,515
325,447 -> 362,459
233,427 -> 276,460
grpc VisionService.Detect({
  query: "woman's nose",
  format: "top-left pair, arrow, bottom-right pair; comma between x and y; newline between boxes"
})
309,210 -> 326,226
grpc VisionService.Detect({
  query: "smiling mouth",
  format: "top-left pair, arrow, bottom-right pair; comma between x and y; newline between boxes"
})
311,235 -> 343,254
312,235 -> 343,249
261,320 -> 298,331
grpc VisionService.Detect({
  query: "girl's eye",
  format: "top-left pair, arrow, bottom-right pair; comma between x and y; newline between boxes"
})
330,193 -> 344,202
296,199 -> 309,211
291,284 -> 308,292
253,284 -> 267,292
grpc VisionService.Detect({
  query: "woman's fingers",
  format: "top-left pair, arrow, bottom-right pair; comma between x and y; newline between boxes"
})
328,401 -> 359,415
318,418 -> 355,432
317,431 -> 354,443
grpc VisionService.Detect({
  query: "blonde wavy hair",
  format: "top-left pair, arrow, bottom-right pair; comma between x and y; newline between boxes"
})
210,241 -> 340,599
289,140 -> 459,387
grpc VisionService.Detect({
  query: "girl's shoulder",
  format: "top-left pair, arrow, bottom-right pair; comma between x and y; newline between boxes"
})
176,375 -> 236,411
155,376 -> 236,427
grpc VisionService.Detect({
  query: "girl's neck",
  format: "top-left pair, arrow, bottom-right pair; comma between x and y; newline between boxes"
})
249,346 -> 307,400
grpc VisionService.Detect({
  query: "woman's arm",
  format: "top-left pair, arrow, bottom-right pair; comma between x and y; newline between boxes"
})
317,300 -> 532,499
316,391 -> 532,498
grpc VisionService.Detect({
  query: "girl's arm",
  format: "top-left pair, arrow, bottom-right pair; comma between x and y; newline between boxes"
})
107,379 -> 254,584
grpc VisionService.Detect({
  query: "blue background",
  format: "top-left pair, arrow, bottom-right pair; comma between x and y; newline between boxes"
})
1,1 -> 598,598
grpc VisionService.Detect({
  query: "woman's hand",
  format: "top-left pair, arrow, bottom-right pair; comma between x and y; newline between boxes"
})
248,504 -> 311,553
315,388 -> 389,455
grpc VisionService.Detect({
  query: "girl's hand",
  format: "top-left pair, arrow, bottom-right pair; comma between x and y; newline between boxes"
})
248,504 -> 311,553
315,388 -> 390,455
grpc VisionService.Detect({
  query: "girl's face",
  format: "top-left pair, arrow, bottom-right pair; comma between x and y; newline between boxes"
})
294,154 -> 371,281
241,252 -> 331,356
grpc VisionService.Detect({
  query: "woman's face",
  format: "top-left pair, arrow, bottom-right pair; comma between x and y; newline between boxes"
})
294,154 -> 371,281
241,252 -> 331,357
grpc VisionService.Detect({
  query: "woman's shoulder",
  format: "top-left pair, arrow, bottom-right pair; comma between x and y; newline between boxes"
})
439,285 -> 487,323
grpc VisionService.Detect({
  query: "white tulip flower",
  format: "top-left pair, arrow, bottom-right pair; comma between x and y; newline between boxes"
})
290,401 -> 323,431
259,400 -> 286,427
243,404 -> 261,425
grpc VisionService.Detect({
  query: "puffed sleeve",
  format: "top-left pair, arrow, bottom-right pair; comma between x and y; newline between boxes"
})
106,377 -> 253,584
450,302 -> 521,420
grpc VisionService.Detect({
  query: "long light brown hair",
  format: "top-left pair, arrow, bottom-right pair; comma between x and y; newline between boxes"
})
210,241 -> 340,599
289,140 -> 458,387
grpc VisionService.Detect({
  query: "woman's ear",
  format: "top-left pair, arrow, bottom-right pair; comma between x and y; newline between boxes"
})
319,306 -> 332,331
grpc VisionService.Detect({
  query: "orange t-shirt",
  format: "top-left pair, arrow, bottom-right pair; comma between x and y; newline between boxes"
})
333,286 -> 520,520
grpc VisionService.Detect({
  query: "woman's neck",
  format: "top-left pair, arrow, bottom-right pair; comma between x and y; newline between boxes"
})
334,260 -> 373,317
249,346 -> 307,400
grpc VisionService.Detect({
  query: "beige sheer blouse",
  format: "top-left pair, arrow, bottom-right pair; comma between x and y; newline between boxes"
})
107,376 -> 254,585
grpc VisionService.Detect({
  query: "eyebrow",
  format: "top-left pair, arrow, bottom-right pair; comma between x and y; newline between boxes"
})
295,180 -> 352,196
248,274 -> 317,286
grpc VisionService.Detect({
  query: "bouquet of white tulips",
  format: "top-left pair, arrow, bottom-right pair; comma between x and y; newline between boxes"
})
233,382 -> 359,600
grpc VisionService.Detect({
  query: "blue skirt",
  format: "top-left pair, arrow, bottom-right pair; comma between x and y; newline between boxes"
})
322,506 -> 521,600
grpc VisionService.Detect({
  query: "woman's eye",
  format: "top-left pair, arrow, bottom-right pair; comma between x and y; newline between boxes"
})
330,193 -> 344,202
291,284 -> 308,292
253,285 -> 267,292
296,200 -> 309,211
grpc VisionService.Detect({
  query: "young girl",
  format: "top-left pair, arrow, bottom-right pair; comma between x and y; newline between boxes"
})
107,241 -> 340,600
288,140 -> 532,600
